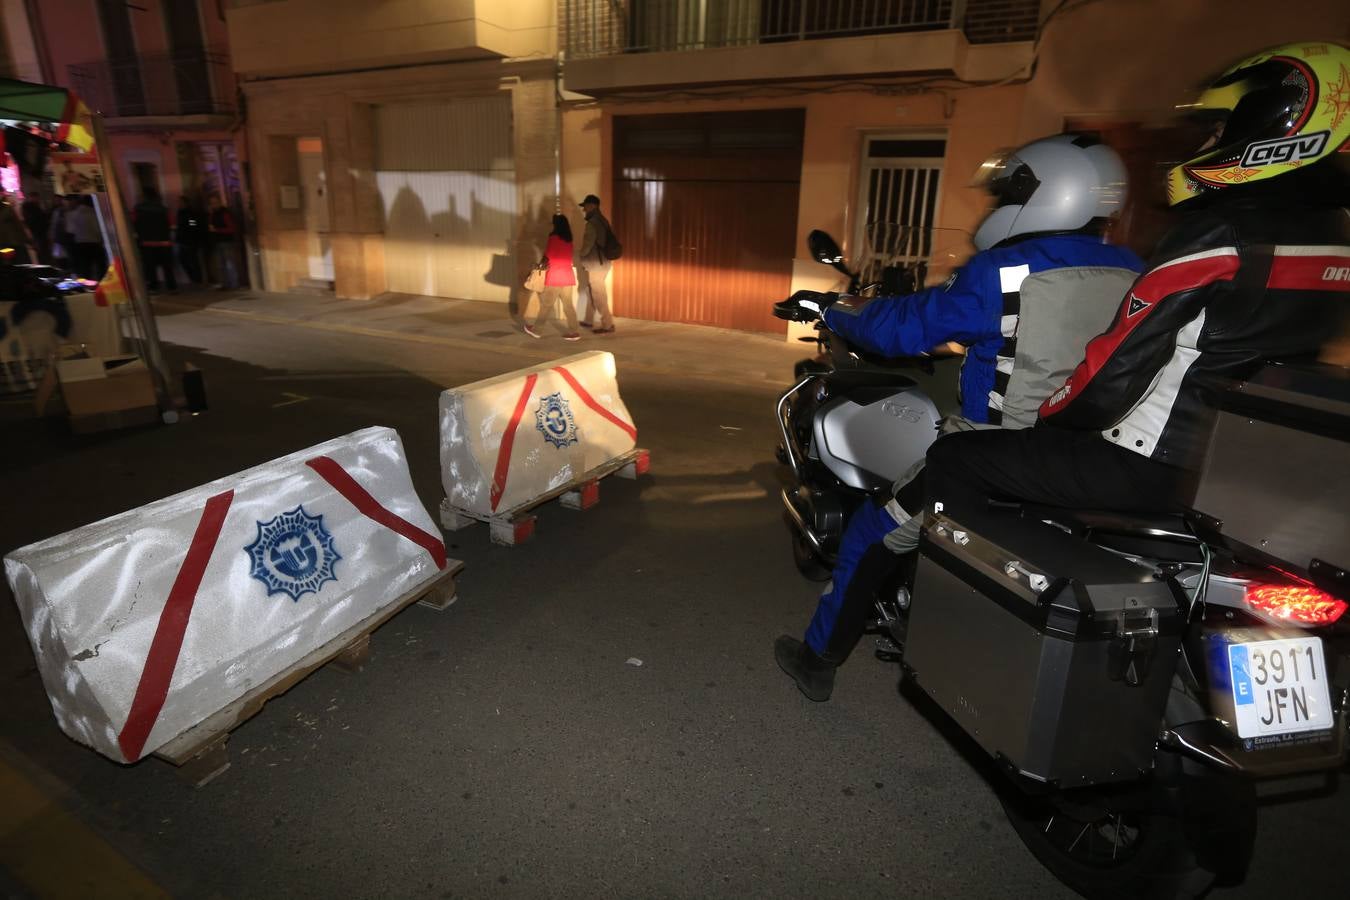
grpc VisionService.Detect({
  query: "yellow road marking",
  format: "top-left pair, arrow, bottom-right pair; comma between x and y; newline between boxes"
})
271,391 -> 310,408
0,755 -> 167,899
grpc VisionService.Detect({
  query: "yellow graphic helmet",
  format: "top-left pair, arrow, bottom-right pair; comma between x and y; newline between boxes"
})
1167,42 -> 1350,206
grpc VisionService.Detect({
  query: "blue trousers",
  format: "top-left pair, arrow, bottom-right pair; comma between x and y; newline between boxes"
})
805,499 -> 901,657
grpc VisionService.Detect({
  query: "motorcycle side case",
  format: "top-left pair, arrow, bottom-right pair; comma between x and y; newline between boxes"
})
906,511 -> 1186,788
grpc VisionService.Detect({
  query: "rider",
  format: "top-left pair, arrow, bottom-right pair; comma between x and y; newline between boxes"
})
774,134 -> 1145,701
924,41 -> 1350,552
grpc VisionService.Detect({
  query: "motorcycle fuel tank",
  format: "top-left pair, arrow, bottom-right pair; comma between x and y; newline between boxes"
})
812,386 -> 940,490
906,510 -> 1186,788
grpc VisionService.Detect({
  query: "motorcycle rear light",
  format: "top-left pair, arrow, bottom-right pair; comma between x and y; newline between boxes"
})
1243,583 -> 1347,627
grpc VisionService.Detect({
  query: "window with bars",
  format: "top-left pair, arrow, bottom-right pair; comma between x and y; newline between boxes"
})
853,135 -> 946,287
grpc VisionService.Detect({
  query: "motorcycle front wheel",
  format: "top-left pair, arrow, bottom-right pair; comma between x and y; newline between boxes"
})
789,526 -> 833,583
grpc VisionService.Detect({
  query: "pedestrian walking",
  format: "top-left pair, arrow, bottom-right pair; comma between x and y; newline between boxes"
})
21,197 -> 51,265
207,194 -> 239,290
523,214 -> 581,341
133,187 -> 177,292
176,195 -> 208,285
49,195 -> 78,272
577,194 -> 620,334
70,196 -> 106,280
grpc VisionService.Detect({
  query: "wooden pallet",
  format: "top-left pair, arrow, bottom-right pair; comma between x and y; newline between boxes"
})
440,448 -> 650,546
152,560 -> 464,787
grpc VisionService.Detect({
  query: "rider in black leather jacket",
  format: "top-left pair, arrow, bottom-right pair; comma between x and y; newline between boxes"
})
926,40 -> 1350,527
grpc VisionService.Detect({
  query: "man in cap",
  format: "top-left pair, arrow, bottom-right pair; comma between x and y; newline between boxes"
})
577,194 -> 618,333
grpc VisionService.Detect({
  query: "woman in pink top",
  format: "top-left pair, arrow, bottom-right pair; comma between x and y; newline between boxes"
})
524,215 -> 580,341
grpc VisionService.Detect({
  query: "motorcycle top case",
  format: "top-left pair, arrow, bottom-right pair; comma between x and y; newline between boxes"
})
906,510 -> 1186,788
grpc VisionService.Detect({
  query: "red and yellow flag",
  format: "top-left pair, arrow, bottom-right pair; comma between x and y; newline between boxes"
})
94,258 -> 128,307
55,94 -> 94,153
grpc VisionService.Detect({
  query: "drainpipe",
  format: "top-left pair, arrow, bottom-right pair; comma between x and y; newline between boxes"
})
555,55 -> 564,214
22,0 -> 56,84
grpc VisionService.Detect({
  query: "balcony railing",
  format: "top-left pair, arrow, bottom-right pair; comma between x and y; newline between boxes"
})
68,48 -> 235,119
564,0 -> 1040,59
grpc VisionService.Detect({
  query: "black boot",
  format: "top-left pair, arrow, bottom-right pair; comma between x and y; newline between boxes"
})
774,635 -> 838,702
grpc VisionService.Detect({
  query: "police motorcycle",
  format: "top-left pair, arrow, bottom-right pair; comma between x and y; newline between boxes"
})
775,229 -> 946,582
773,263 -> 1350,896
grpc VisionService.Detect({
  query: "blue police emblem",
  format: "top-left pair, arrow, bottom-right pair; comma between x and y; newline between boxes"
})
245,505 -> 341,601
535,391 -> 578,449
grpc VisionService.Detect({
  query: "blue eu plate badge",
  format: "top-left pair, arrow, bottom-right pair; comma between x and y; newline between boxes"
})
245,505 -> 341,601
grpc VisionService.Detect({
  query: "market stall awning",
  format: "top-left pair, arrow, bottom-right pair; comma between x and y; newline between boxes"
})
0,77 -> 94,152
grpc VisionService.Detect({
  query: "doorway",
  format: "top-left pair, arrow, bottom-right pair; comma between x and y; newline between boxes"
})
611,109 -> 804,333
297,137 -> 333,282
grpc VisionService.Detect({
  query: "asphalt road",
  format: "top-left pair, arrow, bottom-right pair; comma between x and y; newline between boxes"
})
1,295 -> 1345,899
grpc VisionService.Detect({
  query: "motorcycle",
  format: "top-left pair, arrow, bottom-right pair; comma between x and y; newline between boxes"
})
775,230 -> 945,582
773,236 -> 1350,899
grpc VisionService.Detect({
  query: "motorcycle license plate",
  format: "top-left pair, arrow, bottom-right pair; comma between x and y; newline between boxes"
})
1227,638 -> 1333,739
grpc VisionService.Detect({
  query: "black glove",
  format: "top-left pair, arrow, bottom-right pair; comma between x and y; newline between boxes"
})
773,290 -> 840,322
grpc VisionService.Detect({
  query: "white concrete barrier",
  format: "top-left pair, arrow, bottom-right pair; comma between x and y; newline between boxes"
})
4,426 -> 447,764
440,351 -> 637,517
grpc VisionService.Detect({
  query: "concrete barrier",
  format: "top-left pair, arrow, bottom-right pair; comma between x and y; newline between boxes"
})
4,426 -> 447,764
440,351 -> 637,517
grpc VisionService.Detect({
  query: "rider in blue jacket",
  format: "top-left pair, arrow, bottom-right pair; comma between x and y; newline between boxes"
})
774,135 -> 1145,701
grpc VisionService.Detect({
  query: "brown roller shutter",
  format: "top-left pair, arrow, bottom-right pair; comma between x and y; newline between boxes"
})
612,109 -> 804,334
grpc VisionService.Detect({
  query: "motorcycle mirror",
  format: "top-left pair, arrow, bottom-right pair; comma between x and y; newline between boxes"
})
808,230 -> 849,273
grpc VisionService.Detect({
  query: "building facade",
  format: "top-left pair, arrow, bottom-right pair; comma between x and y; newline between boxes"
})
19,1 -> 247,229
560,0 -> 1350,338
226,0 -> 1350,336
226,0 -> 558,301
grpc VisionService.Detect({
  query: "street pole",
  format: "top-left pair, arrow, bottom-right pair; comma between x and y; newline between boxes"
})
89,111 -> 174,412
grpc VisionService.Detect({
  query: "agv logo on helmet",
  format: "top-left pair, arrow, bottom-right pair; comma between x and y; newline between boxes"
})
1240,130 -> 1331,167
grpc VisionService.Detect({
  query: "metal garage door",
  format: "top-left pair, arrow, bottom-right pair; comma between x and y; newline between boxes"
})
375,97 -> 516,302
612,109 -> 803,334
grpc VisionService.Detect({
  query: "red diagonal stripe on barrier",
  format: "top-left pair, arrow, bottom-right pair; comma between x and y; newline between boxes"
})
305,456 -> 447,569
552,365 -> 637,441
489,372 -> 538,512
117,489 -> 234,762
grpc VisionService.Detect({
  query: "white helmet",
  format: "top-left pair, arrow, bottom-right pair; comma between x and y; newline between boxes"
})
972,135 -> 1128,251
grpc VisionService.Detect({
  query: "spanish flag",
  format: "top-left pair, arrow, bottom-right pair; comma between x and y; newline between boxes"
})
55,94 -> 95,153
95,258 -> 129,307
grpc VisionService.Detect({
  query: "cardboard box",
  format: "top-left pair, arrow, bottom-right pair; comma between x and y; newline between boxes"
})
57,355 -> 157,423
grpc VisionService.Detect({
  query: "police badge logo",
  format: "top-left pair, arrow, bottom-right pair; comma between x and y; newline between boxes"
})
245,505 -> 341,601
535,391 -> 579,448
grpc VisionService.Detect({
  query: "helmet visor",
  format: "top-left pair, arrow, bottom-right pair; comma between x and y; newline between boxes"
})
973,150 -> 1041,209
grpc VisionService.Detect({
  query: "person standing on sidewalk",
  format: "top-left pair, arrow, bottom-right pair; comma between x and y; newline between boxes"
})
524,214 -> 581,342
49,195 -> 78,272
207,194 -> 239,290
133,188 -> 177,293
70,196 -> 105,279
176,195 -> 208,286
577,194 -> 618,334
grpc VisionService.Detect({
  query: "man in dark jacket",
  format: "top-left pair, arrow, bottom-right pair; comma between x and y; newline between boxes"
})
175,195 -> 208,285
577,194 -> 617,332
133,187 -> 176,292
208,194 -> 239,290
925,41 -> 1350,537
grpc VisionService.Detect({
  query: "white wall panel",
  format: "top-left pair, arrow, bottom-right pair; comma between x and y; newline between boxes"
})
376,97 -> 516,302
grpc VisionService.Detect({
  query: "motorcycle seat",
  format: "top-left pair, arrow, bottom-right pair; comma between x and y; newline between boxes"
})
1013,504 -> 1202,563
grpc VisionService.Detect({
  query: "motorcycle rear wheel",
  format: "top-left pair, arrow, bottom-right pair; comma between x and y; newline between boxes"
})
998,783 -> 1214,900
